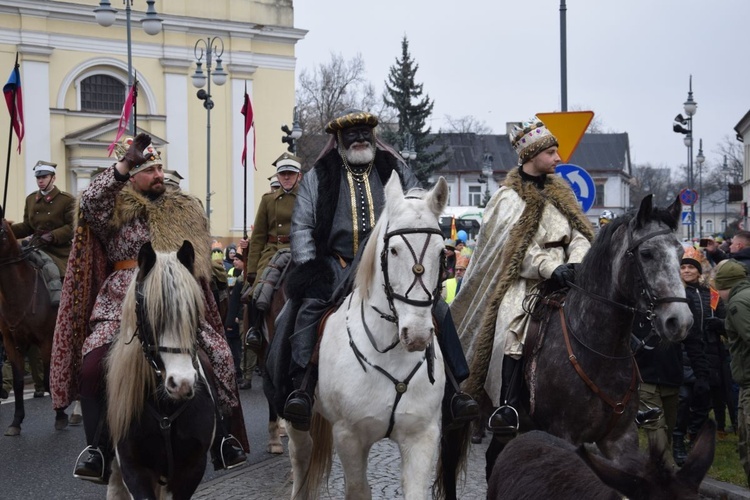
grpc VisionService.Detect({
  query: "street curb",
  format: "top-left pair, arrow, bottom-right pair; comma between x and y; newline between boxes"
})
702,477 -> 750,499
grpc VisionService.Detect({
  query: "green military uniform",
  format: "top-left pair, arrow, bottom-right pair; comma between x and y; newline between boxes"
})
247,184 -> 298,280
11,184 -> 75,277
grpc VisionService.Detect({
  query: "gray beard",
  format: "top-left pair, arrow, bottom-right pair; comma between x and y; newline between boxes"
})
345,144 -> 375,165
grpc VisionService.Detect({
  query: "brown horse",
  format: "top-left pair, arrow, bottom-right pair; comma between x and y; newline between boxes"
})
253,258 -> 289,455
0,217 -> 68,435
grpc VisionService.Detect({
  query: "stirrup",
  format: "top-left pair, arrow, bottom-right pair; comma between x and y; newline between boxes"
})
73,445 -> 106,483
218,434 -> 246,471
488,405 -> 519,435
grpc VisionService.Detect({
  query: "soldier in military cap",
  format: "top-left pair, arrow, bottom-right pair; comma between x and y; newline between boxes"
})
243,152 -> 302,350
11,160 -> 75,278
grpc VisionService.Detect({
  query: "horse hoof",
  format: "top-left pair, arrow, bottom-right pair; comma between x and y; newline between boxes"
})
55,415 -> 69,430
5,426 -> 21,436
70,414 -> 83,426
267,443 -> 284,454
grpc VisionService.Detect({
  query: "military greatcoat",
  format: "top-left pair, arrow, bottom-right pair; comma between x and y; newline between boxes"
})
246,184 -> 298,281
11,186 -> 75,276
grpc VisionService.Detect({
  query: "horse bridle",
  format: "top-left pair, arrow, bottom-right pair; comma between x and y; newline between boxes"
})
566,225 -> 688,323
377,226 -> 444,323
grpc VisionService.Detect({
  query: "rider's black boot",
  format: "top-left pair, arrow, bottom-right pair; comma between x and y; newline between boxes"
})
73,396 -> 111,484
636,406 -> 663,427
672,432 -> 688,467
488,355 -> 523,436
244,305 -> 264,352
211,415 -> 247,471
443,367 -> 479,429
284,364 -> 317,432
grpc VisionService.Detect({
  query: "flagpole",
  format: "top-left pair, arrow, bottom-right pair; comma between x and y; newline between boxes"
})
243,81 -> 248,241
132,75 -> 139,134
3,52 -> 19,214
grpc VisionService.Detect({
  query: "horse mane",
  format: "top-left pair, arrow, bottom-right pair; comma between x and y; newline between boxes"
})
354,187 -> 428,301
578,202 -> 677,292
106,250 -> 205,444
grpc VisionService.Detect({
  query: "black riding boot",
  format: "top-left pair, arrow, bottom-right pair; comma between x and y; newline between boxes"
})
244,305 -> 264,353
284,364 -> 318,432
73,396 -> 112,484
488,355 -> 523,436
211,414 -> 247,471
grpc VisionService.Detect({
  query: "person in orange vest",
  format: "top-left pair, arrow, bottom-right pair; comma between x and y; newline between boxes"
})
443,255 -> 469,304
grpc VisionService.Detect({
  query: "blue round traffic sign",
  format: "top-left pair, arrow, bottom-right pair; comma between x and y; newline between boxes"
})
556,164 -> 596,213
679,188 -> 698,206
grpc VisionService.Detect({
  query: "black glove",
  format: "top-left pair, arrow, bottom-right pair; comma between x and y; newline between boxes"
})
551,263 -> 577,289
693,377 -> 710,398
122,133 -> 152,170
704,317 -> 725,336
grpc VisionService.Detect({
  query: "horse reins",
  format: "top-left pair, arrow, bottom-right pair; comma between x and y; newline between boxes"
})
343,225 -> 443,439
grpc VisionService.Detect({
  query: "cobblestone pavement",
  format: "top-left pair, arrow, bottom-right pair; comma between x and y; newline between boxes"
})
195,434 -> 490,499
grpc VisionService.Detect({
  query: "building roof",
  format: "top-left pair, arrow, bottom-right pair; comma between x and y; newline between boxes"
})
426,132 -> 631,176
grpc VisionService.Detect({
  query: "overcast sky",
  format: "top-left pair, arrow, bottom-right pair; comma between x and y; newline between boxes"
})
294,0 -> 749,177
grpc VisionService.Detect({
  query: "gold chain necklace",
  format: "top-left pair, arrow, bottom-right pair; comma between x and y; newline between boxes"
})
341,150 -> 374,183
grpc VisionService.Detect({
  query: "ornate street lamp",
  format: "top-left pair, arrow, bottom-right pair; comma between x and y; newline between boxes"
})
281,107 -> 303,154
482,153 -> 494,202
672,75 -> 698,239
400,133 -> 417,167
192,36 -> 228,221
696,139 -> 705,236
94,0 -> 162,134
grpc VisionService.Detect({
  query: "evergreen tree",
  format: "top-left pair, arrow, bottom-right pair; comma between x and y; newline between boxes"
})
383,36 -> 446,186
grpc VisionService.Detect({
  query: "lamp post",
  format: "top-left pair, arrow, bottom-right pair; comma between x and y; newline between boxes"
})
723,155 -> 729,234
400,133 -> 416,167
672,75 -> 698,239
482,153 -> 494,202
281,107 -> 303,154
94,0 -> 162,135
192,36 -> 228,221
696,139 -> 705,236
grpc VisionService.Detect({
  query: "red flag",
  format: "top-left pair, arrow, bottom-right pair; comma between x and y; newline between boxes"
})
3,64 -> 24,153
241,90 -> 256,170
107,84 -> 136,156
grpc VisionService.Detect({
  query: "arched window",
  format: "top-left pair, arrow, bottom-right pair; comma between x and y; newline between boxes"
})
705,219 -> 714,234
80,74 -> 125,113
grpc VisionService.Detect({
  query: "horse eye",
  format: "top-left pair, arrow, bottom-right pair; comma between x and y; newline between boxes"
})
639,249 -> 654,260
390,247 -> 398,256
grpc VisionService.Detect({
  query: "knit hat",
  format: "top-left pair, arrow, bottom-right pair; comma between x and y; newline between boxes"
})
508,117 -> 559,165
680,257 -> 702,272
714,259 -> 748,290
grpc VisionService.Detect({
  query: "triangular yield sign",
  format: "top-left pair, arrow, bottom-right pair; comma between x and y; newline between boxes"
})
536,111 -> 594,164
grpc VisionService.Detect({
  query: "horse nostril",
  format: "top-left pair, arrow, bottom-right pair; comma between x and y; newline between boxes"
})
167,377 -> 177,390
401,327 -> 409,342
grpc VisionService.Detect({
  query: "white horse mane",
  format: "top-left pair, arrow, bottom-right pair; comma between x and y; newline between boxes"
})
106,249 -> 205,444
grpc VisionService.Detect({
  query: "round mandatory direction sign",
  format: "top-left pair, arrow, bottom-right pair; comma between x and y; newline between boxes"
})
679,188 -> 698,206
555,164 -> 596,213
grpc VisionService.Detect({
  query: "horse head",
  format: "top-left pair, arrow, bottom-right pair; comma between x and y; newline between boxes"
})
371,171 -> 448,352
134,240 -> 204,400
610,194 -> 692,342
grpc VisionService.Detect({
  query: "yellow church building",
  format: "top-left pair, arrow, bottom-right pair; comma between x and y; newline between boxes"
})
0,0 -> 305,240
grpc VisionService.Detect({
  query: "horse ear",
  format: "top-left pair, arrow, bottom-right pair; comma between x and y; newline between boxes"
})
137,242 -> 157,281
176,240 -> 195,275
676,420 -> 715,490
636,194 -> 654,227
577,446 -> 646,497
666,194 -> 682,225
426,177 -> 449,217
384,170 -> 404,204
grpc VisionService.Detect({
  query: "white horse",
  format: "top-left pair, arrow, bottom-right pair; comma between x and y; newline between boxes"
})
287,172 -> 449,500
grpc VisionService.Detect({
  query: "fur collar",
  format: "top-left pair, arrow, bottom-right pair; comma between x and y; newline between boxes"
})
113,187 -> 212,282
462,168 -> 594,399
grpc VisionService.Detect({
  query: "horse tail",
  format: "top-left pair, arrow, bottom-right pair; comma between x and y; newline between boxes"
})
434,422 -> 472,500
295,412 -> 333,499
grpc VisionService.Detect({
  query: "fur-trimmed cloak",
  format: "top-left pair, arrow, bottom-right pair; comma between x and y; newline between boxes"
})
450,168 -> 594,404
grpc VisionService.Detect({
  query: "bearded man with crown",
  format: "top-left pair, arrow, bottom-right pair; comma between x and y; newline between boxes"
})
275,109 -> 478,432
450,117 -> 595,436
50,133 -> 247,485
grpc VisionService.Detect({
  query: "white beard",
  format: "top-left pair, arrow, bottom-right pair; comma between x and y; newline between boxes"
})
345,143 -> 375,165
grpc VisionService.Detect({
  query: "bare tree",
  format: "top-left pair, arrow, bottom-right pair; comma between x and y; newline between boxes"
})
441,115 -> 493,134
296,53 -> 387,137
630,164 -> 682,208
